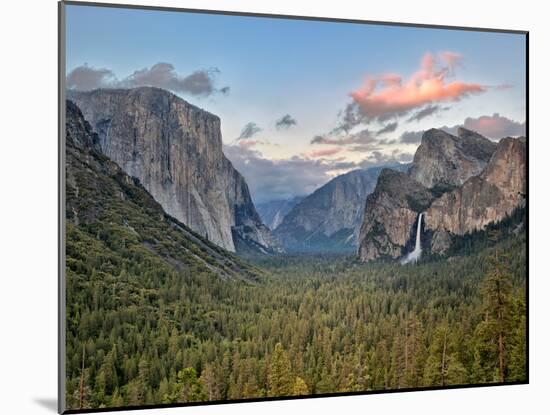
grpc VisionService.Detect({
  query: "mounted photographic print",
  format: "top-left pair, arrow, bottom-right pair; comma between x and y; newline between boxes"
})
58,1 -> 528,413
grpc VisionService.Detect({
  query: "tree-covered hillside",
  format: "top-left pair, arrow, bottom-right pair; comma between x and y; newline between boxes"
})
65,100 -> 526,411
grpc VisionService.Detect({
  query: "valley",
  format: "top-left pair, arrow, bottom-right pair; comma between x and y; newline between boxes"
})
64,88 -> 527,410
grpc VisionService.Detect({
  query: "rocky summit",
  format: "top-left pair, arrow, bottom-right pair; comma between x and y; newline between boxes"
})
409,127 -> 497,190
68,87 -> 280,254
358,128 -> 526,262
424,136 -> 526,251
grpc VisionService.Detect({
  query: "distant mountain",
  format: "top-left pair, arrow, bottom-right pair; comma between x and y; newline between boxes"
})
65,100 -> 260,281
358,127 -> 526,261
274,165 -> 408,253
256,196 -> 305,230
67,87 -> 280,255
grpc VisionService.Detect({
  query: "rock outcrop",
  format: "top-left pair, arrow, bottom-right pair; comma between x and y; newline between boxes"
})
357,169 -> 435,261
424,136 -> 526,240
68,87 -> 279,253
409,127 -> 496,190
358,127 -> 526,262
274,166 -> 407,252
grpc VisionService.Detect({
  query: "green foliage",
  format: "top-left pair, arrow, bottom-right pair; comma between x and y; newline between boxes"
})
268,343 -> 293,397
64,113 -> 527,410
65,231 -> 526,409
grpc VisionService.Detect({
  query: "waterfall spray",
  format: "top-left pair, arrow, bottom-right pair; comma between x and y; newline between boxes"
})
401,213 -> 423,265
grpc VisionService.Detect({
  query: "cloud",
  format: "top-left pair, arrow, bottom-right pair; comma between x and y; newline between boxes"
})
311,128 -> 376,146
376,122 -> 398,135
66,62 -> 228,96
349,52 -> 485,123
399,130 -> 425,144
439,51 -> 462,72
224,145 -> 408,203
238,140 -> 261,148
407,105 -> 448,122
398,113 -> 525,145
462,113 -> 525,139
275,114 -> 297,130
224,145 -> 336,202
122,63 -> 219,96
305,148 -> 343,158
441,114 -> 525,140
66,64 -> 116,91
237,122 -> 262,140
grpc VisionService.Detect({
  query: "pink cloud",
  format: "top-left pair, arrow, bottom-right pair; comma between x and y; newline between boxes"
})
238,139 -> 260,148
350,52 -> 485,121
306,147 -> 343,158
463,113 -> 525,139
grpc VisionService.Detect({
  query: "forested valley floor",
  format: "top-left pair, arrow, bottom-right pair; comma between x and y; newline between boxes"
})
66,229 -> 526,410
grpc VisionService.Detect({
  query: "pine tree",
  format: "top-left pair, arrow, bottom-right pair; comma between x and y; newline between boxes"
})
268,343 -> 293,397
475,249 -> 514,382
199,364 -> 219,401
292,376 -> 309,396
170,367 -> 207,403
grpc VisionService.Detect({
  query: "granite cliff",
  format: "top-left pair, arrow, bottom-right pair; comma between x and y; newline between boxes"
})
65,100 -> 259,280
424,136 -> 526,252
358,128 -> 526,261
409,127 -> 496,190
68,87 -> 279,254
357,169 -> 435,261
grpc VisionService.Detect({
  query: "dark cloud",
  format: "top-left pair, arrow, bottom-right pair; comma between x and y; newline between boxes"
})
310,129 -> 376,146
376,122 -> 398,136
399,130 -> 425,144
356,149 -> 414,168
331,102 -> 365,134
224,145 -> 407,203
349,144 -> 383,152
237,122 -> 262,140
275,114 -> 297,130
121,63 -> 219,96
66,64 -> 116,91
407,105 -> 448,122
66,63 -> 228,97
224,145 -> 335,203
379,138 -> 398,145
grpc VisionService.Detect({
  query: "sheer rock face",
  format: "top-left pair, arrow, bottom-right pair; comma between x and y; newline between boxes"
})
65,100 -> 260,281
357,127 -> 526,262
68,87 -> 279,253
256,196 -> 305,230
424,137 -> 526,237
357,169 -> 434,261
274,166 -> 405,252
409,127 -> 497,189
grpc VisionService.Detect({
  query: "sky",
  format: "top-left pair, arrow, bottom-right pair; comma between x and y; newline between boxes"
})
65,4 -> 527,203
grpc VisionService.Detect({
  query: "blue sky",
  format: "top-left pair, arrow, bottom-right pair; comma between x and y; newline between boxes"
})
65,4 -> 526,202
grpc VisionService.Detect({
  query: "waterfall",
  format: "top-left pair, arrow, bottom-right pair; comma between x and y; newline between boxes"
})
401,213 -> 423,265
